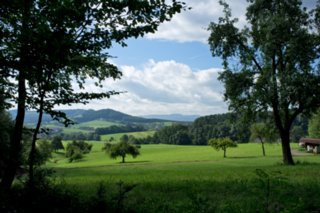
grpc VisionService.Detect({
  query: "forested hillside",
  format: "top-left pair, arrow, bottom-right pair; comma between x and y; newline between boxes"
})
141,113 -> 309,145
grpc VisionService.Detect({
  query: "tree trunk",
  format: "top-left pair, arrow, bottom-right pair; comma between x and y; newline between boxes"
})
259,137 -> 266,157
28,100 -> 44,188
0,0 -> 31,190
223,148 -> 226,158
261,142 -> 266,157
0,73 -> 26,190
122,155 -> 125,163
280,129 -> 294,165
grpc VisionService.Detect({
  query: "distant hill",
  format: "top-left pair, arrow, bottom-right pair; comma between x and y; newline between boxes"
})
142,114 -> 199,122
9,108 -> 171,126
71,109 -> 168,123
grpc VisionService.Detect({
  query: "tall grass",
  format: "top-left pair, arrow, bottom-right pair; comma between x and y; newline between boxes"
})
44,142 -> 320,212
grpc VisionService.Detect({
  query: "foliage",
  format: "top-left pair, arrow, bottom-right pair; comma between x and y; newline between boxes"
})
66,146 -> 83,163
250,123 -> 278,143
0,109 -> 14,178
154,124 -> 192,145
208,137 -> 237,158
60,132 -> 100,141
149,113 -> 251,146
103,135 -> 140,163
65,140 -> 92,162
291,125 -> 305,143
0,0 -> 187,188
308,109 -> 320,138
190,113 -> 250,144
208,0 -> 320,165
51,136 -> 64,151
34,140 -> 53,166
95,124 -> 145,135
132,113 -> 307,146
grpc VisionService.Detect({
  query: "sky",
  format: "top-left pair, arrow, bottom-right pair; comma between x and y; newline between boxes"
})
70,0 -> 317,117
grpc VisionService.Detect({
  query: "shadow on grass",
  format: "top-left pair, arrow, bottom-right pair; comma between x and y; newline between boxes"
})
53,151 -> 65,156
228,156 -> 261,159
117,161 -> 150,164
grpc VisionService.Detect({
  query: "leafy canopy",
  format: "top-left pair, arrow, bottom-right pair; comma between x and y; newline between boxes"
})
1,0 -> 188,124
66,140 -> 92,162
0,0 -> 187,188
103,134 -> 140,163
208,137 -> 237,158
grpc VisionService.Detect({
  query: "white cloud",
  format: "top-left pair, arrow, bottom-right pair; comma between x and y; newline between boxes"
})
147,0 -> 317,43
66,60 -> 228,116
147,0 -> 248,43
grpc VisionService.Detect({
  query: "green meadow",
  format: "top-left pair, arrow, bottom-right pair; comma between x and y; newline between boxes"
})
48,143 -> 319,182
44,142 -> 320,212
63,120 -> 121,134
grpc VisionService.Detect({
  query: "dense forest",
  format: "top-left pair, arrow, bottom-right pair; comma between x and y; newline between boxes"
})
131,113 -> 308,145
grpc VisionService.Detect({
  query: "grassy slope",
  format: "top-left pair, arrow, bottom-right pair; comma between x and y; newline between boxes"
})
48,143 -> 319,184
63,120 -> 121,134
46,143 -> 320,212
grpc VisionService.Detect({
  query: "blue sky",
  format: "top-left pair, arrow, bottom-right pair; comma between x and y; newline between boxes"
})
72,0 -> 317,116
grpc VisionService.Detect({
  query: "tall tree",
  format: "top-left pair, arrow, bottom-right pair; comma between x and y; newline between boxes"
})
208,0 -> 320,165
0,0 -> 187,189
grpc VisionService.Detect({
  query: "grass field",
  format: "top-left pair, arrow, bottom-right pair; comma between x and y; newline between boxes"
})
46,143 -> 320,212
48,143 -> 319,182
62,120 -> 121,134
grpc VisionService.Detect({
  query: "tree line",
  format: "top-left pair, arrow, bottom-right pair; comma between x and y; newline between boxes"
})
130,112 -> 308,146
95,125 -> 145,135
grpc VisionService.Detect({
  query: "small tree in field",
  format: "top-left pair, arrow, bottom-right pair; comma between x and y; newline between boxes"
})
65,140 -> 92,162
209,137 -> 237,158
65,144 -> 83,163
103,135 -> 140,163
250,123 -> 278,157
51,136 -> 64,152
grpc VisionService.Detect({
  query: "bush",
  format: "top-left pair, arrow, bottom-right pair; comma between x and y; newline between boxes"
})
65,140 -> 92,162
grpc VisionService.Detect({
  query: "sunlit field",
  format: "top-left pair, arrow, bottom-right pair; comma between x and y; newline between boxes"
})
42,142 -> 320,212
47,142 -> 320,185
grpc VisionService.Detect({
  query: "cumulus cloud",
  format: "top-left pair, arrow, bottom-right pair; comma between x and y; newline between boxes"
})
68,60 -> 228,116
147,0 -> 318,43
147,0 -> 248,43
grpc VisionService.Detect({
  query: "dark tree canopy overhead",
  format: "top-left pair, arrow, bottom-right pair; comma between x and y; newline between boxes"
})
208,0 -> 320,165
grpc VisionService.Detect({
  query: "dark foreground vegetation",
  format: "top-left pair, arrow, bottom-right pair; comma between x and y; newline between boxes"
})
1,167 -> 320,213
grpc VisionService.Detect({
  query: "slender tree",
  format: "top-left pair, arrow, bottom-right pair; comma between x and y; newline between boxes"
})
0,0 -> 187,190
250,123 -> 277,156
208,0 -> 320,165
